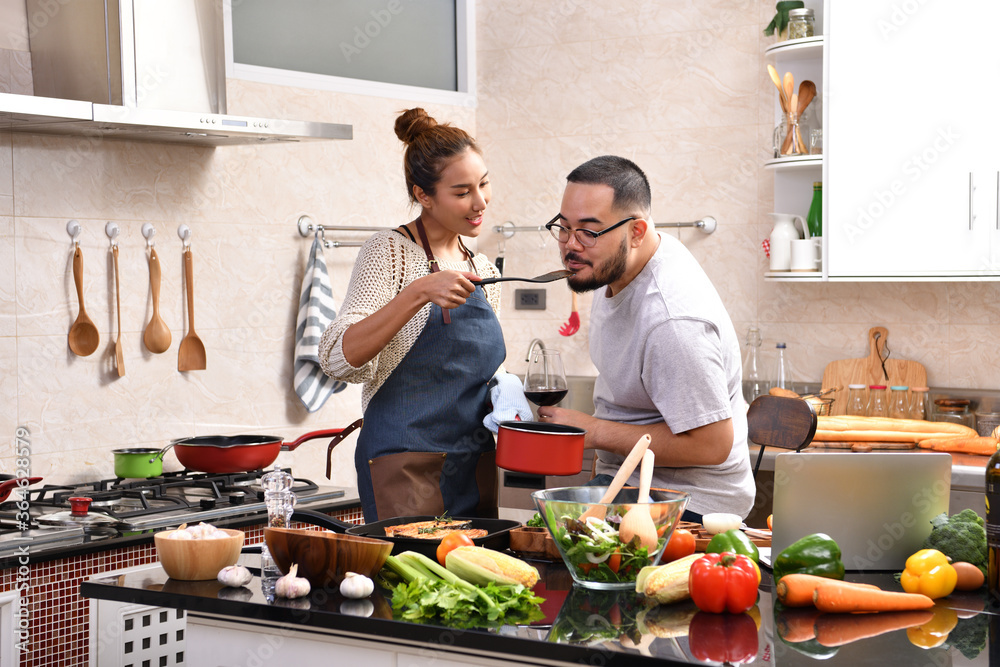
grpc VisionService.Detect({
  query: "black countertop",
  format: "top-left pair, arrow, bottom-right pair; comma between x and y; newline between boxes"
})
80,553 -> 998,666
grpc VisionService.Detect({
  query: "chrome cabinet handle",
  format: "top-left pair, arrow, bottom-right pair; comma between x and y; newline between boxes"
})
970,172 -> 976,231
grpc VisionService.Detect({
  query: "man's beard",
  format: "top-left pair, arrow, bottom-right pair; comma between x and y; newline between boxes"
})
566,236 -> 628,293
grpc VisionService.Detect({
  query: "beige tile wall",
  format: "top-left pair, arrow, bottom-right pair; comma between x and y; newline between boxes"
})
1,0 -> 998,486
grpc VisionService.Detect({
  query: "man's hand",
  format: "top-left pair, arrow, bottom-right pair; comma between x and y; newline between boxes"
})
537,406 -> 595,438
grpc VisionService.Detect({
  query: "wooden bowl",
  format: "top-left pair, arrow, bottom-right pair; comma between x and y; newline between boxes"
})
154,528 -> 244,581
264,527 -> 392,589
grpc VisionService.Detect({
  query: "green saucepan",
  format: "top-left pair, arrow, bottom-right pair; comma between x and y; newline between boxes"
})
113,448 -> 166,479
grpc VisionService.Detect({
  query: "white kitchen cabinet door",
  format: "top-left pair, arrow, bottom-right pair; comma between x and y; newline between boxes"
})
826,1 -> 1000,278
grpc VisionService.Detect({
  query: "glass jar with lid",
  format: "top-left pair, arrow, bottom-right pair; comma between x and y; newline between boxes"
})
846,384 -> 868,417
867,385 -> 888,418
932,398 -> 974,429
909,386 -> 929,420
889,386 -> 910,419
787,8 -> 815,39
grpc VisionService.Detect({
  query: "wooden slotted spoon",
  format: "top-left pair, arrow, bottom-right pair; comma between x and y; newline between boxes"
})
143,247 -> 171,354
68,246 -> 100,356
177,247 -> 206,371
579,433 -> 651,522
619,449 -> 658,551
112,244 -> 124,376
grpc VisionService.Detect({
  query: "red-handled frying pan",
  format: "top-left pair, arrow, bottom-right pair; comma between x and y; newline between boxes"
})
156,419 -> 363,474
0,475 -> 43,502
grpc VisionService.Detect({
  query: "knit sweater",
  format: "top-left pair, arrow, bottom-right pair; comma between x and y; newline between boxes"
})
319,229 -> 502,411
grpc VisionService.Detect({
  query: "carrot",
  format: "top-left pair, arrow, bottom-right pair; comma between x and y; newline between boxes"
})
917,436 -> 999,456
776,573 -> 879,607
813,582 -> 934,613
775,607 -> 824,642
814,609 -> 934,647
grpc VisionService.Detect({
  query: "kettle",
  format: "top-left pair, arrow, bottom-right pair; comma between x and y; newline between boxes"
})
768,213 -> 806,271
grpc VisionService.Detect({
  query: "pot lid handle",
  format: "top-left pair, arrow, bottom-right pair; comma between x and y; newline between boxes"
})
69,496 -> 92,516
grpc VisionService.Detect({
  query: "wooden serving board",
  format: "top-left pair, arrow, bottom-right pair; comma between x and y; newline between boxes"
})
821,326 -> 927,416
508,526 -> 561,561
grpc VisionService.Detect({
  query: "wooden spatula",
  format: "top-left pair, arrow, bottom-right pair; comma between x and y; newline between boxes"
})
177,247 -> 206,371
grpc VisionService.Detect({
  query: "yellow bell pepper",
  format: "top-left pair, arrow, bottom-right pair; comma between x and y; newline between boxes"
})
900,549 -> 957,599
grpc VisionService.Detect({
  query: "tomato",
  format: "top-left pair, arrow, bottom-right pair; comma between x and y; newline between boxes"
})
659,528 -> 696,563
608,552 -> 622,574
436,532 -> 475,566
767,514 -> 773,531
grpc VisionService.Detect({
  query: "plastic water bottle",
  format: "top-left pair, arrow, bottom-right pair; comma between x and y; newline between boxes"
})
742,327 -> 769,403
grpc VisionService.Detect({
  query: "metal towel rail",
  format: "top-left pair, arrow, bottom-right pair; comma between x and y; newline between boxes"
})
297,215 -> 393,248
492,216 -> 717,238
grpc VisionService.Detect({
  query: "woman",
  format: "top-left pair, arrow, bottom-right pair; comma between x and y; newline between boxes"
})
319,108 -> 531,522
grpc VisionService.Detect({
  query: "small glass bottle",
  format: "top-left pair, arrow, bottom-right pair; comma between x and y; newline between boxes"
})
909,386 -> 929,421
787,8 -> 815,40
846,384 -> 868,417
867,385 -> 888,418
773,342 -> 791,391
889,386 -> 910,419
743,326 -> 770,403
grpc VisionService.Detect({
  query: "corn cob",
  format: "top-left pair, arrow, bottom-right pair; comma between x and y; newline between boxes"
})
445,546 -> 540,588
636,553 -> 703,604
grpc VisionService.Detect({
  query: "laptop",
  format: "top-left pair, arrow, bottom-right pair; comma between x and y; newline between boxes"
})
764,451 -> 951,572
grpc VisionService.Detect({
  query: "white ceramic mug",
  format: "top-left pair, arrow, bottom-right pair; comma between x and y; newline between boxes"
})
790,238 -> 816,271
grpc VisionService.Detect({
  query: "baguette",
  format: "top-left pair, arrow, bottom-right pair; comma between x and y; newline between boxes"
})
817,416 -> 977,436
917,436 -> 1000,456
813,429 -> 971,443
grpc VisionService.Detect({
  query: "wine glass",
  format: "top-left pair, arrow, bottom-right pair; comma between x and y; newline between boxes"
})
523,349 -> 569,407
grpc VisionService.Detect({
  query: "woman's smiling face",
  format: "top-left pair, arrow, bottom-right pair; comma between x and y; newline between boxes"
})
419,148 -> 491,237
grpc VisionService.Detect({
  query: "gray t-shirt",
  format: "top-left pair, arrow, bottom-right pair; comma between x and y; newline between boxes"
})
592,233 -> 754,517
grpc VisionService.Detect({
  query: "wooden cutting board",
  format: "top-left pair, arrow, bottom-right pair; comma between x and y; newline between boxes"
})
821,326 -> 927,416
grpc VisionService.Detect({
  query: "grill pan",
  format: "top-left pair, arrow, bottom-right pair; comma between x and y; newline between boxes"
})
291,509 -> 518,559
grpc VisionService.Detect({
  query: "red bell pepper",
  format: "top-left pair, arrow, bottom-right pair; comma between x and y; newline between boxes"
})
688,551 -> 759,614
688,611 -> 759,664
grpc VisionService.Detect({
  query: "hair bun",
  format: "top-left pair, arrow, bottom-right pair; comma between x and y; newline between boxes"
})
394,108 -> 438,145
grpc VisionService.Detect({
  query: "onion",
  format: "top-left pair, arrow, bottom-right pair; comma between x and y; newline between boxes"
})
585,551 -> 611,564
701,513 -> 742,535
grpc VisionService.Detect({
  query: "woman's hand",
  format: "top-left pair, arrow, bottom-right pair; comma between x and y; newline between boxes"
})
408,270 -> 480,310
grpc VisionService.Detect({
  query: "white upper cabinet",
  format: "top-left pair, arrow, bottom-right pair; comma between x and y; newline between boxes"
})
826,0 -> 1000,278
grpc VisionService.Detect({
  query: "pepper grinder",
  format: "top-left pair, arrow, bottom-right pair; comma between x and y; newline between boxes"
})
260,465 -> 296,592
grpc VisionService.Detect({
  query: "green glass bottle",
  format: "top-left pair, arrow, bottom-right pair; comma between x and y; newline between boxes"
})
806,181 -> 822,238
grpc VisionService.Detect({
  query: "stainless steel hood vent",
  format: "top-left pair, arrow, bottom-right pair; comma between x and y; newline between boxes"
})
6,0 -> 352,147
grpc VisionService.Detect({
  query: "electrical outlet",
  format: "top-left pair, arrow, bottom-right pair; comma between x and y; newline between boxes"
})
515,288 -> 546,310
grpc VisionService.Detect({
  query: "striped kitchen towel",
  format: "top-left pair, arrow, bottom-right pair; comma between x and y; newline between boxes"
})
294,237 -> 346,412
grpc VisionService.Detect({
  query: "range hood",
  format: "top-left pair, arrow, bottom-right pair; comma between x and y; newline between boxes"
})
6,0 -> 352,147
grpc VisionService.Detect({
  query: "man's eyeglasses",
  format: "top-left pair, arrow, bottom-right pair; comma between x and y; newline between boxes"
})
544,215 -> 635,248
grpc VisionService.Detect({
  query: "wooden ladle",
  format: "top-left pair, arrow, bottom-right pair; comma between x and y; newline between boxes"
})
143,247 -> 171,354
177,247 -> 206,371
68,246 -> 100,356
579,433 -> 651,522
619,449 -> 658,551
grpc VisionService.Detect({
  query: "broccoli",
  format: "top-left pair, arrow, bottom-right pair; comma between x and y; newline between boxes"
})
921,509 -> 987,576
947,612 -> 988,660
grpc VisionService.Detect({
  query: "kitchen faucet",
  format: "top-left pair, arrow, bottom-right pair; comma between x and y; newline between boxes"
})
525,338 -> 546,362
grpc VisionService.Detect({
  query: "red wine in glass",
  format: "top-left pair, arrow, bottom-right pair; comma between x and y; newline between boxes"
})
524,389 -> 568,406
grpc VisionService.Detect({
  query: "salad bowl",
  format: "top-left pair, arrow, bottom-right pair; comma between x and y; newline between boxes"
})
532,486 -> 690,590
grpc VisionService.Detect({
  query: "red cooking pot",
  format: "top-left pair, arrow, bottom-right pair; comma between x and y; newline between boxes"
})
495,421 -> 585,476
157,419 -> 363,474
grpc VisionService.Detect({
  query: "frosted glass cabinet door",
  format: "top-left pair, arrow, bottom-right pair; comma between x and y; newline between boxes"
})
826,0 -> 1000,278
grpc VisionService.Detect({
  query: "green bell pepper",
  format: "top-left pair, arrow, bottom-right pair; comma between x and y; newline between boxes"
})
705,529 -> 760,563
771,533 -> 845,584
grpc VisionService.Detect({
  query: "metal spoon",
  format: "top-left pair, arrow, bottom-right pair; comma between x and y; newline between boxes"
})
68,246 -> 100,356
474,269 -> 573,286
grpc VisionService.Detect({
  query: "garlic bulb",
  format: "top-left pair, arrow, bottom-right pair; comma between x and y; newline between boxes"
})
275,563 -> 311,599
339,572 -> 374,599
217,565 -> 253,588
340,599 -> 374,617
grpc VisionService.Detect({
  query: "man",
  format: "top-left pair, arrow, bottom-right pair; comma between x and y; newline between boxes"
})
537,155 -> 754,520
